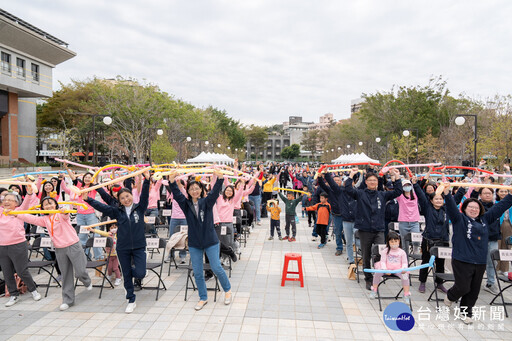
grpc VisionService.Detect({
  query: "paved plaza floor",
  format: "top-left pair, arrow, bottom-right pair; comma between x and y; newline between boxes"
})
1,211 -> 512,340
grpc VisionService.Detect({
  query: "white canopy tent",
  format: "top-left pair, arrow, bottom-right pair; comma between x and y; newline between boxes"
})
331,152 -> 379,164
186,152 -> 235,165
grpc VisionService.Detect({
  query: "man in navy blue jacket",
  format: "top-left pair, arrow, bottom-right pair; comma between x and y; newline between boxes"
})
344,167 -> 403,290
318,173 -> 344,256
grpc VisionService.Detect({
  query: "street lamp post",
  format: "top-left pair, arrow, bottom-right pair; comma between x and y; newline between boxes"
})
455,115 -> 478,167
70,112 -> 112,166
403,128 -> 419,164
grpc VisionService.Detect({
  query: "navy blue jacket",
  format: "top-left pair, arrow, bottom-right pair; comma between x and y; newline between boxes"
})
385,198 -> 399,223
85,179 -> 150,251
344,177 -> 403,232
169,178 -> 223,249
445,192 -> 512,264
414,184 -> 464,242
481,201 -> 501,242
322,173 -> 356,221
317,176 -> 341,216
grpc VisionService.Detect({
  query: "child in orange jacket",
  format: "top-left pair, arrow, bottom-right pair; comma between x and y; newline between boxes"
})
306,192 -> 331,249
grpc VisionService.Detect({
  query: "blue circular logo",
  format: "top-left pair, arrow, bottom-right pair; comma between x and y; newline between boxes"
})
383,302 -> 415,331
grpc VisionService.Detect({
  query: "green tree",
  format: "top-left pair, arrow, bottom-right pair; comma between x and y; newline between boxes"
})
301,130 -> 320,155
151,136 -> 177,164
281,144 -> 301,160
245,125 -> 268,161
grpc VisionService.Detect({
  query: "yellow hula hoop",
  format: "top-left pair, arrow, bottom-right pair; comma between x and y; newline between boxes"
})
273,187 -> 310,195
91,164 -> 137,181
7,210 -> 77,215
28,202 -> 88,211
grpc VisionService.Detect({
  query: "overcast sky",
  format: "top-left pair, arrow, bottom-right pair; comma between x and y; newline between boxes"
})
4,1 -> 512,125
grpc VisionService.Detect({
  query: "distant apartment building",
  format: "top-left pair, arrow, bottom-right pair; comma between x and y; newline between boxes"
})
0,9 -> 76,164
246,114 -> 336,160
351,98 -> 364,114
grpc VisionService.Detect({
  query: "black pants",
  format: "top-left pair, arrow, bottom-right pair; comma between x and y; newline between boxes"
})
419,237 -> 447,284
317,224 -> 327,244
285,215 -> 297,237
358,230 -> 385,282
261,192 -> 272,218
447,258 -> 486,317
117,247 -> 147,303
270,220 -> 282,237
280,180 -> 287,190
307,211 -> 317,226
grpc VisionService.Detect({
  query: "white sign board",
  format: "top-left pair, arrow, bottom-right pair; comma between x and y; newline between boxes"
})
36,226 -> 46,234
180,225 -> 188,233
162,209 -> 172,217
79,226 -> 90,234
499,249 -> 512,261
146,238 -> 159,249
40,237 -> 52,248
411,233 -> 423,243
438,247 -> 452,259
393,223 -> 399,231
93,237 -> 107,248
221,225 -> 227,235
145,216 -> 156,224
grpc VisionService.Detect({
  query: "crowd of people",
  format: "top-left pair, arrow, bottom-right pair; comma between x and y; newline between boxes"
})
0,159 -> 512,324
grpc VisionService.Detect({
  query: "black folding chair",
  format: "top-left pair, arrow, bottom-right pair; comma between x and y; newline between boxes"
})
184,261 -> 220,302
405,232 -> 423,280
490,246 -> 512,318
144,238 -> 167,301
240,209 -> 250,247
427,246 -> 455,307
27,237 -> 61,297
75,237 -> 114,298
354,230 -> 363,283
371,244 -> 413,312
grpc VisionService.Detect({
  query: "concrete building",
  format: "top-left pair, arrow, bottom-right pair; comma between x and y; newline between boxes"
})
0,9 -> 76,164
246,114 -> 335,160
351,98 -> 364,114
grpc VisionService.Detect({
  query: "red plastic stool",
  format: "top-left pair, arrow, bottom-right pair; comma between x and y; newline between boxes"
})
281,253 -> 304,287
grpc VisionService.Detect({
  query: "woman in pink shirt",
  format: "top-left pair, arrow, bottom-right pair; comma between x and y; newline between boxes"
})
369,231 -> 411,304
233,178 -> 255,236
15,197 -> 92,311
396,179 -> 421,255
164,179 -> 189,263
62,165 -> 102,260
0,188 -> 41,307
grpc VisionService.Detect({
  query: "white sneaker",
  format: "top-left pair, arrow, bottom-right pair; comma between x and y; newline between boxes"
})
114,278 -> 122,286
59,303 -> 70,311
125,302 -> 136,313
31,290 -> 42,301
462,317 -> 474,325
443,296 -> 453,307
369,291 -> 377,299
224,291 -> 232,305
5,296 -> 18,307
87,283 -> 93,291
194,300 -> 207,311
484,284 -> 499,295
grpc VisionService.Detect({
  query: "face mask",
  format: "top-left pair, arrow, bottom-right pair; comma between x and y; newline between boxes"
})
390,243 -> 400,249
403,186 -> 412,192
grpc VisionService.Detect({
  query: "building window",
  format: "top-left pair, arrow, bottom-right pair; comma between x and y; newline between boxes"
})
31,63 -> 39,82
1,52 -> 11,73
16,58 -> 25,78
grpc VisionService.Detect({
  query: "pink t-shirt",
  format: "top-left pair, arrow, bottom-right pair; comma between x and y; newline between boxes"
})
0,194 -> 39,246
376,247 -> 408,271
61,180 -> 96,215
397,193 -> 420,222
16,213 -> 79,248
147,179 -> 163,209
216,186 -> 244,223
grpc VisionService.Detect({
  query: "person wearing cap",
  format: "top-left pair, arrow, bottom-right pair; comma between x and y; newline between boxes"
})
0,187 -> 42,307
396,178 -> 421,256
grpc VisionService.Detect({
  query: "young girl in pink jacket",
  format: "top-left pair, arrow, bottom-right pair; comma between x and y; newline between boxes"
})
15,197 -> 92,311
369,231 -> 411,304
